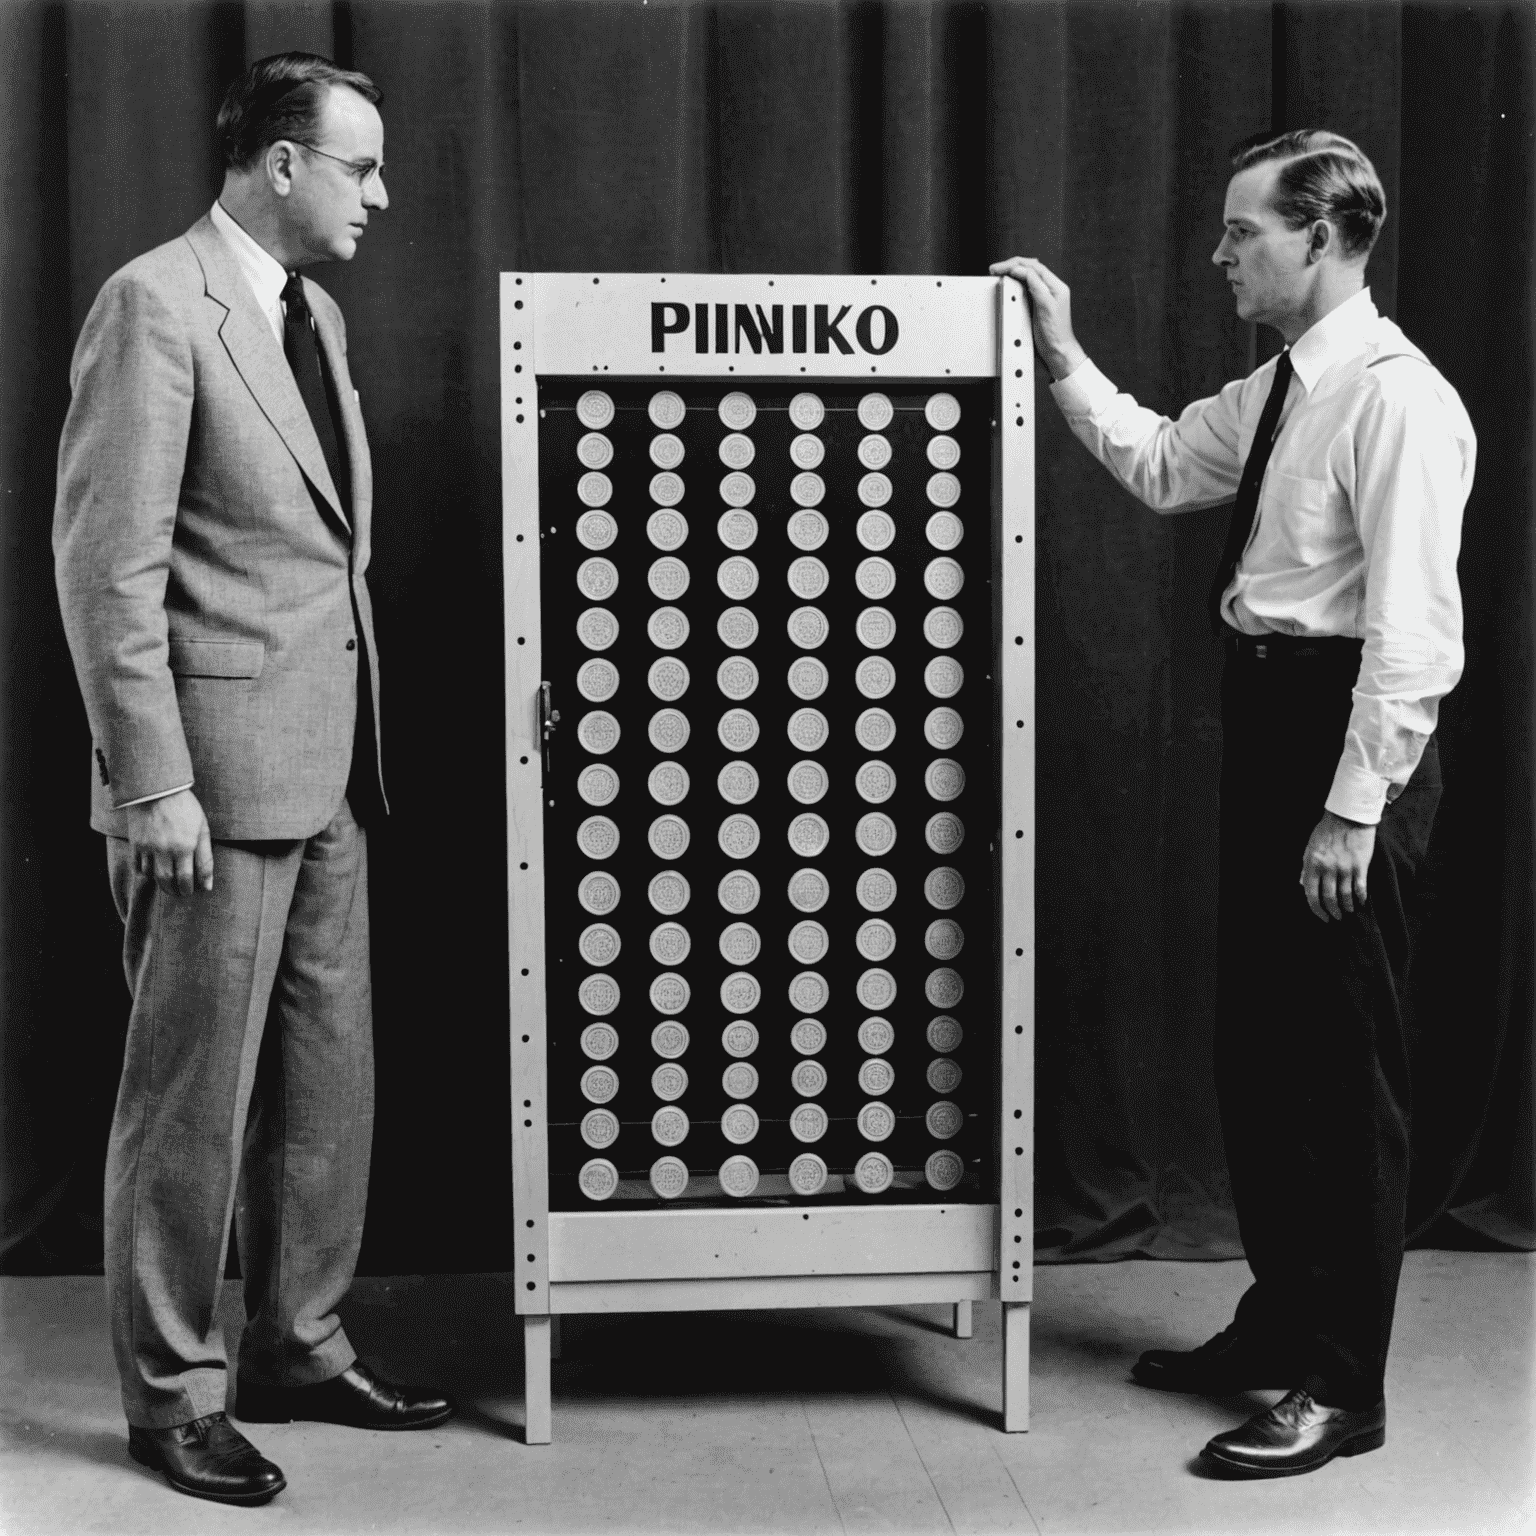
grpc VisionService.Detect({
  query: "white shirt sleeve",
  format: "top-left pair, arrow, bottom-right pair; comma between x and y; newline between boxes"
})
1325,364 -> 1472,824
1050,358 -> 1249,514
1047,346 -> 1472,828
116,782 -> 194,809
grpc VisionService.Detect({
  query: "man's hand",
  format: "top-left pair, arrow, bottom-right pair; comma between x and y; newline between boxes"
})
989,256 -> 1089,382
124,788 -> 214,896
1299,810 -> 1376,922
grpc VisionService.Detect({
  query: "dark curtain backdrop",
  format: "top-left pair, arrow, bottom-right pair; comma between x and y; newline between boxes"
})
2,0 -> 1531,1276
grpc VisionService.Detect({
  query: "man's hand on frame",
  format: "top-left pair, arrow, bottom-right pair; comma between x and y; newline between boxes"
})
124,788 -> 214,896
988,256 -> 1089,383
1300,810 -> 1376,923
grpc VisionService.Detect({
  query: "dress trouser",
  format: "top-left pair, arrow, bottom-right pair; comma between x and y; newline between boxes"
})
103,800 -> 374,1429
1215,638 -> 1440,1410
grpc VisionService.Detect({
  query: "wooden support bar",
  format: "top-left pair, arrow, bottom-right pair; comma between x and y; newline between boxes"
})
549,1270 -> 995,1315
524,1315 -> 552,1445
1002,1301 -> 1030,1432
550,1204 -> 995,1283
953,1299 -> 973,1339
501,273 -> 551,1323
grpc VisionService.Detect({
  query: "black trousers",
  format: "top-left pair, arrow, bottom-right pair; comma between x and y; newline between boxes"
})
1216,636 -> 1441,1408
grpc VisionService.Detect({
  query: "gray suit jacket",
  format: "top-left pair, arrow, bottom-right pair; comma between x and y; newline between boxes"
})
54,214 -> 384,841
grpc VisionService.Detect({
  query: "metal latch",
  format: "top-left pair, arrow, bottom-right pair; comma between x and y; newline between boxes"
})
539,681 -> 560,778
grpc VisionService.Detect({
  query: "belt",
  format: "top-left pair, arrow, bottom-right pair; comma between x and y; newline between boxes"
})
1223,628 -> 1364,662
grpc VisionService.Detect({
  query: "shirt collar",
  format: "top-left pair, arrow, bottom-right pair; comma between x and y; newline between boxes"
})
1287,287 -> 1378,394
209,200 -> 289,323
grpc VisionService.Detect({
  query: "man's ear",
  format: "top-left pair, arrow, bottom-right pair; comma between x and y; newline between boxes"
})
1306,218 -> 1335,265
265,141 -> 298,198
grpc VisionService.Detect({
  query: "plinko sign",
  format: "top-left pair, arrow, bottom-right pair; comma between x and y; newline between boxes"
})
651,300 -> 899,357
520,273 -> 1000,378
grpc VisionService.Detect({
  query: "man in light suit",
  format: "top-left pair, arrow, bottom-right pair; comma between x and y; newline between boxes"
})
54,53 -> 450,1507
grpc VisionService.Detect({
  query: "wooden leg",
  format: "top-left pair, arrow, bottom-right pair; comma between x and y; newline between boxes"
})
1002,1301 -> 1030,1432
550,1315 -> 563,1361
953,1300 -> 973,1339
524,1315 -> 552,1444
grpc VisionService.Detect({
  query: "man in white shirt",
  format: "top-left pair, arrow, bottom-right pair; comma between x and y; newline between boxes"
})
994,129 -> 1475,1477
54,52 -> 450,1506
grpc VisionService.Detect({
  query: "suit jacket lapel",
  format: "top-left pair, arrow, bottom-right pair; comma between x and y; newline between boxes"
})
310,296 -> 372,563
184,216 -> 350,537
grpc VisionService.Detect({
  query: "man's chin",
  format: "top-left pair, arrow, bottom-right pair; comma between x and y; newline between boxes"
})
318,234 -> 360,262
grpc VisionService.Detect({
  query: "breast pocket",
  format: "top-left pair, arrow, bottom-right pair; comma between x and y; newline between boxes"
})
1259,471 -> 1346,564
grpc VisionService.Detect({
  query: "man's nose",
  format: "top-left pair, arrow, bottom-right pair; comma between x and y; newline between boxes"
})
365,176 -> 388,212
1212,239 -> 1233,267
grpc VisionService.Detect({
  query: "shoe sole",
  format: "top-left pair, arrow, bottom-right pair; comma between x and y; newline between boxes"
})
1201,1425 -> 1386,1478
128,1439 -> 287,1505
236,1403 -> 455,1432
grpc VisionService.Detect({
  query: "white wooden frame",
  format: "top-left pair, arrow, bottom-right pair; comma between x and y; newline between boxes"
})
501,273 -> 1034,1445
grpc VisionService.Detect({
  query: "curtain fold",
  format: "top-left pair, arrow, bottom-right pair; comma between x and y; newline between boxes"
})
1393,0 -> 1535,1249
1,0 -> 1530,1273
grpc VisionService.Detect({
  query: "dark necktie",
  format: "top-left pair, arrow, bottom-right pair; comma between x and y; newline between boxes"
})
1209,347 -> 1294,630
281,271 -> 349,516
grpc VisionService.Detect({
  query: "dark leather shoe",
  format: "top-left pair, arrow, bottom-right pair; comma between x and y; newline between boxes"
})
236,1360 -> 453,1430
1202,1390 -> 1385,1477
127,1412 -> 286,1505
1132,1326 -> 1293,1393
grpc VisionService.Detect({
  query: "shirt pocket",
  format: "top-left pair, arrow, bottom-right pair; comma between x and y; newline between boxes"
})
1258,470 -> 1345,565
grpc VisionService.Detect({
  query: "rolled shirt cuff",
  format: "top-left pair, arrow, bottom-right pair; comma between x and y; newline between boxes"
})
1324,763 -> 1389,826
115,782 -> 193,810
1049,358 -> 1118,417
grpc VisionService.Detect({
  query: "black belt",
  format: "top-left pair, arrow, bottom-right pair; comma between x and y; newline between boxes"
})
1223,628 -> 1364,662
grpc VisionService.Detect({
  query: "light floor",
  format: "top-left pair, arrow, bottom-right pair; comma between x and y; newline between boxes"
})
1,1252 -> 1531,1535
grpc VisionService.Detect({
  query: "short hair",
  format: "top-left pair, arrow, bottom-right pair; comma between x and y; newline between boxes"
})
217,52 -> 381,171
1229,129 -> 1386,259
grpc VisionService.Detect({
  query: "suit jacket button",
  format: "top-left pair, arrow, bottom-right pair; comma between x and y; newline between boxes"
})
346,638 -> 357,651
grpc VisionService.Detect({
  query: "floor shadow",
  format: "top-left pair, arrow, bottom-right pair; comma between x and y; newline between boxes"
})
903,1389 -> 1002,1432
431,1397 -> 523,1443
1056,1334 -> 1129,1362
1030,1325 -> 1146,1390
555,1310 -> 999,1429
330,1281 -> 1002,1431
545,1312 -> 896,1396
1137,1387 -> 1278,1434
328,1275 -> 1286,1442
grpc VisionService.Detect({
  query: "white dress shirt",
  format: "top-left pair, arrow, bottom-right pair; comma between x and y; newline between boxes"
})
210,198 -> 287,342
118,203 -> 290,810
1050,288 -> 1476,825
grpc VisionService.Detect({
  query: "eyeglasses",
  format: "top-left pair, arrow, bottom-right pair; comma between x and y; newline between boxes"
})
292,141 -> 385,190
